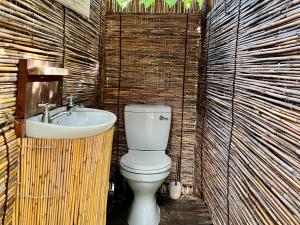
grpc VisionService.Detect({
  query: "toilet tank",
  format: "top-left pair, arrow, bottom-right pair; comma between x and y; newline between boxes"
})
124,104 -> 171,151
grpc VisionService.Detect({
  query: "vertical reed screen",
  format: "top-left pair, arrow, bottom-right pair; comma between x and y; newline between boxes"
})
0,0 -> 106,223
198,0 -> 300,224
15,129 -> 114,225
104,14 -> 201,193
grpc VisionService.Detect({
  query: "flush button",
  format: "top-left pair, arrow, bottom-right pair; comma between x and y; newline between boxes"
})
159,115 -> 168,120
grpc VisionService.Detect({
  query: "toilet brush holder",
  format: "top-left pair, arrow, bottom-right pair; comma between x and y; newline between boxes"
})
169,181 -> 182,200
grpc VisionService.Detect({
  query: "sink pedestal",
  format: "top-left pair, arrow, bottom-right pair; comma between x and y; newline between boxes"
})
13,128 -> 114,225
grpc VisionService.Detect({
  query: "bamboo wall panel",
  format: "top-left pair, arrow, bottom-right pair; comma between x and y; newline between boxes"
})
104,14 -> 200,192
0,125 -> 18,225
63,0 -> 104,107
230,0 -> 300,224
106,0 -> 201,14
198,0 -> 300,224
99,1 -> 106,106
103,14 -> 121,180
15,128 -> 114,225
195,11 -> 210,195
198,0 -> 240,223
0,0 -> 106,224
0,1 -> 64,224
181,15 -> 200,186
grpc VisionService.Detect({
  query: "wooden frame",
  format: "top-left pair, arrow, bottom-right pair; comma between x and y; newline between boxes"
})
15,59 -> 68,137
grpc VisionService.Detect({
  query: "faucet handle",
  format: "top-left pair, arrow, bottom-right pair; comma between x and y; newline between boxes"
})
38,103 -> 56,123
38,103 -> 56,111
66,95 -> 77,106
66,95 -> 77,100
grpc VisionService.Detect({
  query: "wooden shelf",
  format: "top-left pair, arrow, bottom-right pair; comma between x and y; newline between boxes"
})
15,59 -> 65,137
28,66 -> 69,76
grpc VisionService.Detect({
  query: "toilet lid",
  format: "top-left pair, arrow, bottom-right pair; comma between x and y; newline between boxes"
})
120,151 -> 172,174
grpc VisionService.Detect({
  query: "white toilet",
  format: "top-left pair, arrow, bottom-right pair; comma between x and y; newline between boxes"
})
120,104 -> 172,225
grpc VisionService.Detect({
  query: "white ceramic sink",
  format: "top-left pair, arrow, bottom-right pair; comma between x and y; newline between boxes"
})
26,107 -> 117,139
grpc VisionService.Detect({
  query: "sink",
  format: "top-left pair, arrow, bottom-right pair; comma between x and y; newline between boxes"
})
26,107 -> 117,139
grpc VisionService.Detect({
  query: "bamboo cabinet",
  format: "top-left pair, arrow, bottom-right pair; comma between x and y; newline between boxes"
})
13,128 -> 114,225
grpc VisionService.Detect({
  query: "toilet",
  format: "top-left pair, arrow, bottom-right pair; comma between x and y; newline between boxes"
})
120,104 -> 172,225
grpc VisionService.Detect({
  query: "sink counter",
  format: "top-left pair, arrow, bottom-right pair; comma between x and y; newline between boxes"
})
14,128 -> 114,225
26,107 -> 116,139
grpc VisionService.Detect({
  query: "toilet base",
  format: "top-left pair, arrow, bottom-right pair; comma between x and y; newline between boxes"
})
128,199 -> 160,225
126,179 -> 164,225
120,166 -> 170,225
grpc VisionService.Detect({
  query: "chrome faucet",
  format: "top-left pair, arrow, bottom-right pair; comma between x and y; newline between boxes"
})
66,95 -> 77,111
38,103 -> 71,123
66,95 -> 84,111
50,111 -> 71,122
38,103 -> 56,123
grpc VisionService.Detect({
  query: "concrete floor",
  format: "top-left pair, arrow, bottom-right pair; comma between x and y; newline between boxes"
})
107,193 -> 213,225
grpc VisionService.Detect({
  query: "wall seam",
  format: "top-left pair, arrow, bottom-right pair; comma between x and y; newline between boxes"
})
1,130 -> 10,225
62,6 -> 66,67
179,13 -> 189,183
96,6 -> 101,107
116,13 -> 122,166
226,1 -> 242,224
199,13 -> 212,194
62,6 -> 66,104
97,2 -> 104,108
192,14 -> 201,194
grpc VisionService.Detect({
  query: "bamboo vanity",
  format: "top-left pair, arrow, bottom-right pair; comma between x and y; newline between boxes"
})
14,128 -> 114,225
11,59 -> 116,224
12,59 -> 116,224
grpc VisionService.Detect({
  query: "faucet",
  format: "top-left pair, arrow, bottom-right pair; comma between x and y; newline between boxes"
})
66,95 -> 84,111
38,103 -> 71,123
66,95 -> 78,111
49,111 -> 71,122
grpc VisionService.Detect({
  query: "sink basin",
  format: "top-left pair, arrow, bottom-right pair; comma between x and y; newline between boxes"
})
26,107 -> 117,139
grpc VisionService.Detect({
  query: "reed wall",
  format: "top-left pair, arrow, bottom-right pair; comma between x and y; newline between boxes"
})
0,0 -> 105,224
104,14 -> 201,193
197,0 -> 300,224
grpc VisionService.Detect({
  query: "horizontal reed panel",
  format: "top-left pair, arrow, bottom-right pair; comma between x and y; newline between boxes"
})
0,1 -> 64,224
16,129 -> 114,225
181,15 -> 201,186
104,14 -> 120,176
104,14 -> 200,191
63,0 -> 104,107
0,0 -> 106,223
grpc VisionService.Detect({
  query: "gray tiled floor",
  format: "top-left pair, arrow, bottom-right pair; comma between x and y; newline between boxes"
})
107,194 -> 213,225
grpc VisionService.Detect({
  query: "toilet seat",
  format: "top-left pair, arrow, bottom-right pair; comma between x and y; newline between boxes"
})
120,151 -> 171,174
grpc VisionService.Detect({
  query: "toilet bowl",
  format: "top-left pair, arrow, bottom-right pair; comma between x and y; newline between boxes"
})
120,151 -> 171,225
120,104 -> 172,225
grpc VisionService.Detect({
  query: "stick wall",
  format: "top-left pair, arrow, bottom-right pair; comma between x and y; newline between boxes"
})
0,0 -> 105,223
104,14 -> 201,193
197,0 -> 300,224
